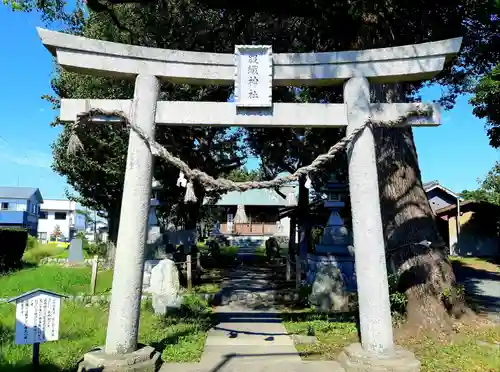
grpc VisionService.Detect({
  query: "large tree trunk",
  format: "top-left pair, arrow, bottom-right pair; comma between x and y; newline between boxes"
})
106,203 -> 122,267
372,84 -> 471,330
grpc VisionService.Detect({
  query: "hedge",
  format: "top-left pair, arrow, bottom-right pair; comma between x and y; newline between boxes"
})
0,228 -> 28,272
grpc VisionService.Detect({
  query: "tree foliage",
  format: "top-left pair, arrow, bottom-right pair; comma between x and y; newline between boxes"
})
470,64 -> 500,147
224,167 -> 264,182
461,161 -> 500,205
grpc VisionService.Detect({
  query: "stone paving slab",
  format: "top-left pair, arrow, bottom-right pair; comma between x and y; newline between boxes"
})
204,336 -> 295,346
160,360 -> 345,372
160,261 -> 340,372
200,345 -> 302,364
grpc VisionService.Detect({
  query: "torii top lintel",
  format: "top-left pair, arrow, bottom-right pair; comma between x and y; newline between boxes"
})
37,28 -> 462,87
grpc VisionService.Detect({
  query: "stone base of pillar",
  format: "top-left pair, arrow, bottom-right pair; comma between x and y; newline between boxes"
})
338,343 -> 420,372
77,345 -> 161,372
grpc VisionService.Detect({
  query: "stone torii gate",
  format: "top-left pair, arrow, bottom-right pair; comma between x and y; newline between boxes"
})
38,28 -> 461,372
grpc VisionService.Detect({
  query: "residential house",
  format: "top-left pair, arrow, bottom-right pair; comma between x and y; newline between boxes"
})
38,199 -> 86,242
423,180 -> 460,213
0,187 -> 43,235
85,220 -> 109,242
424,180 -> 499,259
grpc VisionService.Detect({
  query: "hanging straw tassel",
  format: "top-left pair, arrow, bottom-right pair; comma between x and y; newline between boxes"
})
176,171 -> 188,188
66,131 -> 84,155
286,192 -> 297,206
184,181 -> 197,203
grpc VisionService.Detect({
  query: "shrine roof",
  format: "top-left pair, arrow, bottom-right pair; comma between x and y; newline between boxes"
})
205,186 -> 297,207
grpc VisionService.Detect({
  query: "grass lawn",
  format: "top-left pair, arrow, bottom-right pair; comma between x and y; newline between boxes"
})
449,256 -> 500,273
22,244 -> 91,264
193,282 -> 221,294
0,262 -> 221,299
282,310 -> 500,372
0,297 -> 214,371
255,246 -> 288,257
197,243 -> 240,257
0,266 -> 113,298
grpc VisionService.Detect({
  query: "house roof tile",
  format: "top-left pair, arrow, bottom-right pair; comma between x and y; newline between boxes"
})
0,187 -> 43,202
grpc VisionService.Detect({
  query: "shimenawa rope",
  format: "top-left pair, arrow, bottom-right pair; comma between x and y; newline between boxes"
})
67,106 -> 433,202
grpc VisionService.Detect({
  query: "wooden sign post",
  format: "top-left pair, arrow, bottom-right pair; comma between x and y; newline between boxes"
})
90,255 -> 99,295
186,254 -> 192,292
8,289 -> 67,368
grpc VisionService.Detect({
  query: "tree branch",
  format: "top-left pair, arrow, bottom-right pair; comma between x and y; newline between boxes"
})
92,0 -> 328,17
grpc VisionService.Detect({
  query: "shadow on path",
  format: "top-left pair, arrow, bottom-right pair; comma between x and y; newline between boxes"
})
452,259 -> 500,315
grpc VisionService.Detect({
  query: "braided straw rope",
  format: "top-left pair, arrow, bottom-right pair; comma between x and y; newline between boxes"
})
67,105 -> 433,201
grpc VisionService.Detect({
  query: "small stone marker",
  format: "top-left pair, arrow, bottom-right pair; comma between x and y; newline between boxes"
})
67,238 -> 84,264
8,289 -> 67,367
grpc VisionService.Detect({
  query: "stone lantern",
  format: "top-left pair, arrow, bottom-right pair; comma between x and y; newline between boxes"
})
307,174 -> 356,292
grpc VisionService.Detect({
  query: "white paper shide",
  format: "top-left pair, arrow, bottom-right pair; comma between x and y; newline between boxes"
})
13,291 -> 61,345
234,45 -> 272,108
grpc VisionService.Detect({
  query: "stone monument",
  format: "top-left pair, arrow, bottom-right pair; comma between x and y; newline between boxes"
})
39,27 -> 461,371
67,238 -> 84,264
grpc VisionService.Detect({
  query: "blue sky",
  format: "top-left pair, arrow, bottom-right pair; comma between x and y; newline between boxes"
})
0,7 -> 498,199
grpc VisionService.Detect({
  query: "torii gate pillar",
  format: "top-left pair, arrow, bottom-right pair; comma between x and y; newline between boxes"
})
338,77 -> 420,371
105,74 -> 159,355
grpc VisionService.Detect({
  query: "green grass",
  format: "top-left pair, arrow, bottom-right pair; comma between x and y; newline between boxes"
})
23,242 -> 92,265
449,256 -> 500,273
197,243 -> 240,257
282,309 -> 500,372
282,310 -> 359,359
0,297 -> 214,371
193,282 -> 221,294
219,245 -> 239,256
255,245 -> 288,257
22,244 -> 66,264
401,325 -> 500,372
0,266 -> 114,298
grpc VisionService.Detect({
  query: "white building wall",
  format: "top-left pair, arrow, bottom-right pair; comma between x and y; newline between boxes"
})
38,199 -> 81,240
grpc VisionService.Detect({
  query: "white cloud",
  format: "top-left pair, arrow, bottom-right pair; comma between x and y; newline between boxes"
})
0,145 -> 53,170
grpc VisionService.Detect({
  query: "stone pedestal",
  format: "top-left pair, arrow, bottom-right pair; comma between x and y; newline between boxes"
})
338,343 -> 420,372
77,345 -> 161,372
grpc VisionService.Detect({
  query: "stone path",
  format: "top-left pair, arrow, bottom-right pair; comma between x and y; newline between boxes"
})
161,258 -> 344,372
454,261 -> 500,323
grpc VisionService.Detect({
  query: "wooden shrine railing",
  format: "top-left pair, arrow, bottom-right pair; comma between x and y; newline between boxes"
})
220,222 -> 278,235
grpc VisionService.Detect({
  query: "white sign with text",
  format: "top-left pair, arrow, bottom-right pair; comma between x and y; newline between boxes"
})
12,291 -> 62,345
234,45 -> 273,108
